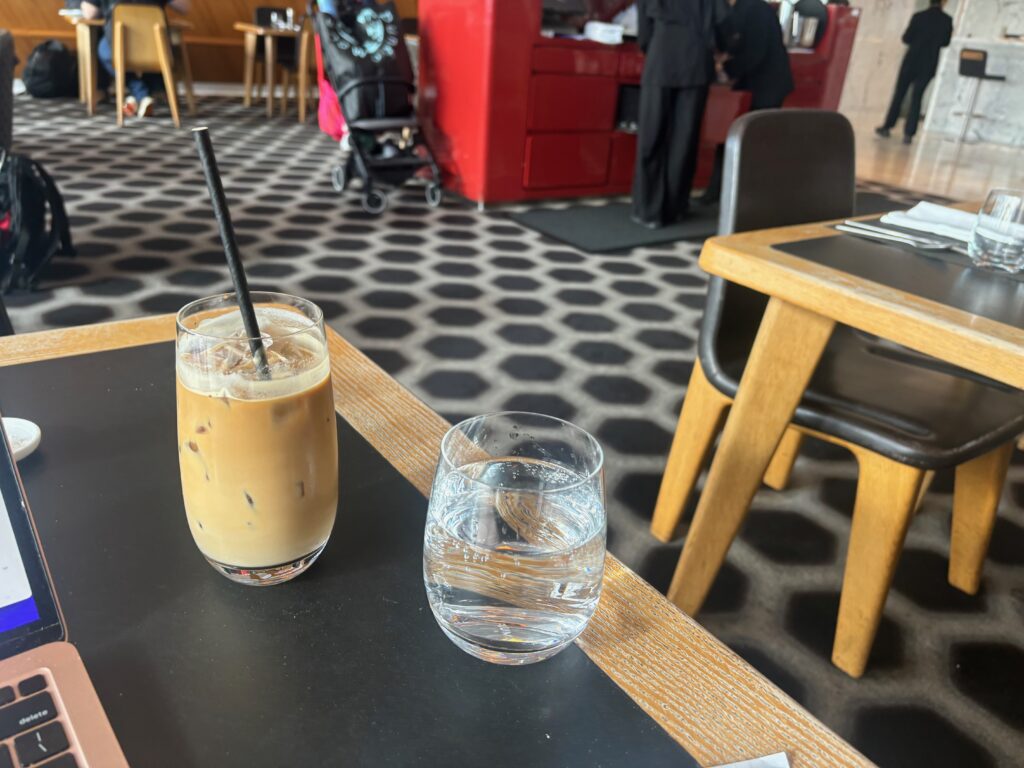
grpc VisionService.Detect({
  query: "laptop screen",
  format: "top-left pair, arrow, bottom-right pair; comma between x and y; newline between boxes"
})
0,421 -> 63,655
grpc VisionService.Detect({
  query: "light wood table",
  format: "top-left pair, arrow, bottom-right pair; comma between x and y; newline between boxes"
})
0,316 -> 871,768
233,21 -> 314,121
670,216 -> 1024,624
62,13 -> 193,117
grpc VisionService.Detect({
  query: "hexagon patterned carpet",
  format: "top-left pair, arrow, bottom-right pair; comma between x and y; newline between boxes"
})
6,96 -> 1024,767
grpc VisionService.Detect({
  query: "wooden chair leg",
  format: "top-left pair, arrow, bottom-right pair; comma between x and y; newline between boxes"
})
84,27 -> 98,117
281,69 -> 291,116
154,25 -> 181,128
650,360 -> 730,543
243,31 -> 257,108
763,427 -> 804,491
254,61 -> 264,100
75,23 -> 88,103
832,451 -> 925,677
914,469 -> 935,513
114,22 -> 126,128
948,442 -> 1014,595
178,41 -> 197,116
668,299 -> 835,615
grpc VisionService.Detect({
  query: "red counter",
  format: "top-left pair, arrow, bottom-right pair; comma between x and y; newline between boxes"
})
418,0 -> 858,205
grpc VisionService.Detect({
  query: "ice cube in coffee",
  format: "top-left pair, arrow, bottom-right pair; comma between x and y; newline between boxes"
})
175,293 -> 338,585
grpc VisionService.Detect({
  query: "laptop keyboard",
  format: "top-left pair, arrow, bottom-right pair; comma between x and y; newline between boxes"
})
0,673 -> 77,768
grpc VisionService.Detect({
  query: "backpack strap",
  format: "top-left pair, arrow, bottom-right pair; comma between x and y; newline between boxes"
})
31,159 -> 75,262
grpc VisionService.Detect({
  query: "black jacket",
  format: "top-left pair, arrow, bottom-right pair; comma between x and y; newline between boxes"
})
638,0 -> 727,88
722,0 -> 794,109
899,6 -> 953,80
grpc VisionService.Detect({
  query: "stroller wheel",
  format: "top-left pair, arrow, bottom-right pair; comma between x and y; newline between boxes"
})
362,189 -> 388,215
331,165 -> 348,193
425,183 -> 443,208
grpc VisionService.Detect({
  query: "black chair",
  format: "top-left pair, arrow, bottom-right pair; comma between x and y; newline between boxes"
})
651,109 -> 1024,677
0,298 -> 14,336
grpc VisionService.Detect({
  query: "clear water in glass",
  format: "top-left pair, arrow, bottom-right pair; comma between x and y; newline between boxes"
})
969,189 -> 1024,274
423,413 -> 606,665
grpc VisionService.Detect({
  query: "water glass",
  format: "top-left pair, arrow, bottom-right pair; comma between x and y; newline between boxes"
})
423,412 -> 606,665
968,189 -> 1024,274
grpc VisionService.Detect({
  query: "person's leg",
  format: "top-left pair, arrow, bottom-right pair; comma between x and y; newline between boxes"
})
665,86 -> 708,221
97,35 -> 116,80
880,66 -> 913,131
904,76 -> 930,138
632,83 -> 670,225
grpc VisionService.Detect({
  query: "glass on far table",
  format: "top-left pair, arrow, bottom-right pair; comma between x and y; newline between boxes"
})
423,412 -> 606,665
968,188 -> 1024,274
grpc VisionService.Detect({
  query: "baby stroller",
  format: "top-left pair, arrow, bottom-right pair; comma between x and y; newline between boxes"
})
313,1 -> 442,214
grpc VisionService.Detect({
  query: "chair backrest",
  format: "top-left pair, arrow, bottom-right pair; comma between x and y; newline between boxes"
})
0,31 -> 13,151
0,296 -> 13,337
113,4 -> 169,72
699,109 -> 856,390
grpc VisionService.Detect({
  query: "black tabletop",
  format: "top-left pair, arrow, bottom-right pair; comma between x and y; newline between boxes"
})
0,343 -> 693,768
773,235 -> 1024,327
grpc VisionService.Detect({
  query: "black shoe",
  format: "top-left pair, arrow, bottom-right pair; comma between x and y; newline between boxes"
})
903,135 -> 913,145
630,214 -> 662,229
874,126 -> 891,138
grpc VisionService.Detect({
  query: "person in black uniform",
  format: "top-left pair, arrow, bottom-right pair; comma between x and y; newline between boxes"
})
721,0 -> 794,110
876,0 -> 953,144
698,0 -> 793,204
632,0 -> 726,228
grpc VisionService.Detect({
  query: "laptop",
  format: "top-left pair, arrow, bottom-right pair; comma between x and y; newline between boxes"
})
0,418 -> 126,767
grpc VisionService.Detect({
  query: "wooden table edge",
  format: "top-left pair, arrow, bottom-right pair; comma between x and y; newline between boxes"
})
0,318 -> 872,768
699,223 -> 1024,390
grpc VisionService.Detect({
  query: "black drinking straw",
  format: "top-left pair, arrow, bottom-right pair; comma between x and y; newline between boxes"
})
192,126 -> 271,378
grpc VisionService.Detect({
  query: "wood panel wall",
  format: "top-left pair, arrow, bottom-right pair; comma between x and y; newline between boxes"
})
0,0 -> 418,82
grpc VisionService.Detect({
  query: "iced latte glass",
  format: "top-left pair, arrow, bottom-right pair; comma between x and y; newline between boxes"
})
176,292 -> 338,586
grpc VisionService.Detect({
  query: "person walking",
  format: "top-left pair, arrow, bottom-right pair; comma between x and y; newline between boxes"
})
876,0 -> 952,145
632,0 -> 726,228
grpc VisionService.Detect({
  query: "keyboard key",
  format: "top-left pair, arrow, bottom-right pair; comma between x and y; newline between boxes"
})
0,694 -> 57,740
14,721 -> 69,766
36,757 -> 75,768
0,743 -> 13,768
0,688 -> 14,707
16,678 -> 45,698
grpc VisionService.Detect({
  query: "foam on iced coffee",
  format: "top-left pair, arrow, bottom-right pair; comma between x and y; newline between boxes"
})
177,307 -> 330,400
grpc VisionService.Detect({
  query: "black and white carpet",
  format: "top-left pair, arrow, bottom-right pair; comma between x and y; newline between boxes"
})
7,96 -> 1023,768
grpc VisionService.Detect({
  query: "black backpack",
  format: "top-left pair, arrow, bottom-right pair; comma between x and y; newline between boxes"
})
0,150 -> 75,293
22,41 -> 78,99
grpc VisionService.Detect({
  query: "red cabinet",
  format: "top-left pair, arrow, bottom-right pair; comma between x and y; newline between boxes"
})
524,134 -> 611,189
527,75 -> 618,132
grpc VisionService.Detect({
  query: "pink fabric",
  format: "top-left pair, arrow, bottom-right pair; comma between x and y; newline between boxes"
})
315,35 -> 347,142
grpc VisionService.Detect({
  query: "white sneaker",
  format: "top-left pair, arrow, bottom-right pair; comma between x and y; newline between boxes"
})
138,96 -> 155,118
122,96 -> 138,118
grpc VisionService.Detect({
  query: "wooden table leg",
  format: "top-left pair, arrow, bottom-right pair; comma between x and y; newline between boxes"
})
243,31 -> 256,108
667,298 -> 834,615
75,24 -> 87,103
264,35 -> 276,118
297,29 -> 310,123
85,27 -> 98,117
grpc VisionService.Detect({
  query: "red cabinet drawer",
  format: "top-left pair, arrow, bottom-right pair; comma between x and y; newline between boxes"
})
532,45 -> 620,76
523,133 -> 611,189
619,50 -> 645,80
609,131 -> 637,187
527,75 -> 618,132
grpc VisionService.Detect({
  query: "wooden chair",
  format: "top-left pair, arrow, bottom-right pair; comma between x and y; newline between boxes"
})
652,109 -> 1024,678
111,4 -> 196,128
0,298 -> 13,337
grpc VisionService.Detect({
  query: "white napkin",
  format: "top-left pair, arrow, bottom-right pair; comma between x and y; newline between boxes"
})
880,201 -> 977,243
711,753 -> 790,768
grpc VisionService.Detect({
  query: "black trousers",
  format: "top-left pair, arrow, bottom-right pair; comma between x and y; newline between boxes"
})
883,66 -> 932,137
632,85 -> 708,225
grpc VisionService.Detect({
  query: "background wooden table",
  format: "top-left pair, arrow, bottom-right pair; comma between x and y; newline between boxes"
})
233,21 -> 313,120
0,316 -> 871,768
670,216 -> 1024,621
